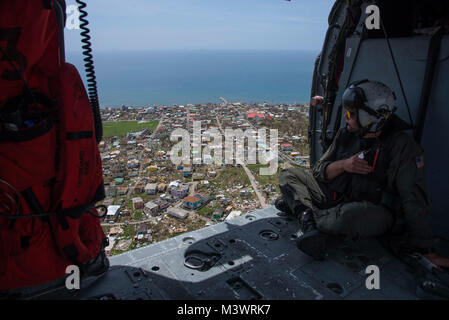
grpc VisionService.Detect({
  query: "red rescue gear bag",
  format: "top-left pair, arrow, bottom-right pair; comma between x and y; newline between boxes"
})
0,0 -> 107,290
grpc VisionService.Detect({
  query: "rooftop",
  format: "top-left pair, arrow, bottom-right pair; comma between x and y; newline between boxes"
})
182,196 -> 201,203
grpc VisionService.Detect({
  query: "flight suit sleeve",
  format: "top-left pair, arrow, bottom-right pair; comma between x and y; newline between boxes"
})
312,129 -> 341,182
390,133 -> 434,249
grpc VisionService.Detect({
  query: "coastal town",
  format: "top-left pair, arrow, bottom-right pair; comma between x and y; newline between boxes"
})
98,101 -> 310,256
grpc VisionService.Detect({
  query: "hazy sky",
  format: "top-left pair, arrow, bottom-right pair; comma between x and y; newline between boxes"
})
64,0 -> 335,52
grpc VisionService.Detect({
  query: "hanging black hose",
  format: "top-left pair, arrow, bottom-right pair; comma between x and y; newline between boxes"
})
76,0 -> 102,143
379,15 -> 414,132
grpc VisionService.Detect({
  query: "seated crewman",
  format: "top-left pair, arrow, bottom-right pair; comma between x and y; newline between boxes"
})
276,80 -> 449,267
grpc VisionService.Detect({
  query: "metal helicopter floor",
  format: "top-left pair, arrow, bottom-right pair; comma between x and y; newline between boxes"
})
33,206 -> 449,300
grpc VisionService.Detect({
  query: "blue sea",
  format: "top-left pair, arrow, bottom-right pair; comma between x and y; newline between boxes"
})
66,50 -> 318,107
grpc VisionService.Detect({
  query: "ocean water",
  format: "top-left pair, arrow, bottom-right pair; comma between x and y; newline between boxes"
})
66,50 -> 319,107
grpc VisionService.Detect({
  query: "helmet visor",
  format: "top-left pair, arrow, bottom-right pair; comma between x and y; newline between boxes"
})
342,87 -> 360,111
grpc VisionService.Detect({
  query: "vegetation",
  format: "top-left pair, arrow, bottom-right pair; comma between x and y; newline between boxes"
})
122,225 -> 136,240
186,219 -> 207,232
110,249 -> 125,256
103,120 -> 159,137
126,199 -> 133,210
197,203 -> 219,217
134,211 -> 143,220
210,167 -> 250,189
247,164 -> 282,193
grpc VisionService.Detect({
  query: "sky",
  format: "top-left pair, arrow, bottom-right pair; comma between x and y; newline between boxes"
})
64,0 -> 335,52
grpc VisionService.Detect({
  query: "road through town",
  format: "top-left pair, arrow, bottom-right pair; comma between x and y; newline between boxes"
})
215,113 -> 267,208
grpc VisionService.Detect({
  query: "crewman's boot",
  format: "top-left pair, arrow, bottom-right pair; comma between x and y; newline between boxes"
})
295,209 -> 327,261
274,196 -> 292,215
81,249 -> 110,278
81,238 -> 110,279
275,196 -> 307,217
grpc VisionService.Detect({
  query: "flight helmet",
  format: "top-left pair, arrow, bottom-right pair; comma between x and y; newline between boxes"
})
342,80 -> 397,136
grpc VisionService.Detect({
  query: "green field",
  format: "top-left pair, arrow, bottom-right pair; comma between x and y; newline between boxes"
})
247,164 -> 282,192
102,120 -> 159,137
210,167 -> 250,189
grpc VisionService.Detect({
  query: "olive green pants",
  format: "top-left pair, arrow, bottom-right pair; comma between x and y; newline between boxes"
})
278,167 -> 393,239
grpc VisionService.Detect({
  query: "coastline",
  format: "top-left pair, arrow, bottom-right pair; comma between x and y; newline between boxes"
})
66,50 -> 317,108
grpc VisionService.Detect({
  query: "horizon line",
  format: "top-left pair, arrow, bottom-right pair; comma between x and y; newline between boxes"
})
66,48 -> 321,54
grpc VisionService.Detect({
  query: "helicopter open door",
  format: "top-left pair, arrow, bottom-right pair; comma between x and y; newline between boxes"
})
309,0 -> 449,239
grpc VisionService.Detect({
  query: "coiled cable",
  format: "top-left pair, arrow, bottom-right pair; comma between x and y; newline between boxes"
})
0,178 -> 21,217
76,0 -> 103,143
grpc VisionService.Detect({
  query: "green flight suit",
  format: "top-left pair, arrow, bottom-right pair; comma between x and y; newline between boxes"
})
278,127 -> 434,249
